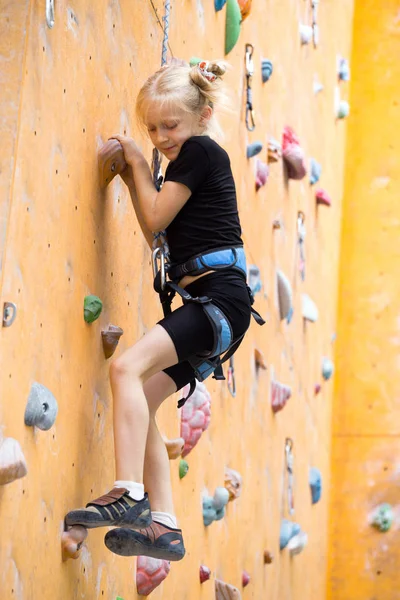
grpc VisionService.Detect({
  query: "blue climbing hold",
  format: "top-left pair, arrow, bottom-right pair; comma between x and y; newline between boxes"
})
247,141 -> 263,159
261,59 -> 273,83
322,357 -> 334,380
309,158 -> 322,185
309,467 -> 322,504
215,0 -> 227,10
280,520 -> 301,550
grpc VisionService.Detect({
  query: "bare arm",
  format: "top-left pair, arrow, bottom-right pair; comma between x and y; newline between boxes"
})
120,165 -> 154,249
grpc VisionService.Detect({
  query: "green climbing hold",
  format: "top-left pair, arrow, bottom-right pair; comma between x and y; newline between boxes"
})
84,295 -> 103,323
179,459 -> 189,479
371,503 -> 393,532
189,57 -> 203,67
225,0 -> 241,55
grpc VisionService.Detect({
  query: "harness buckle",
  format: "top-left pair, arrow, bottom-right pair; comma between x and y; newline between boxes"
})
152,247 -> 166,291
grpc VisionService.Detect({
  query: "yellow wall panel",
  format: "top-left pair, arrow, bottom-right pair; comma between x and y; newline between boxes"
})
0,1 -> 354,598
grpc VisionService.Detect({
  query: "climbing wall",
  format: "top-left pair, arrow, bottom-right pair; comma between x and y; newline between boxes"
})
0,0 -> 354,598
327,1 -> 400,598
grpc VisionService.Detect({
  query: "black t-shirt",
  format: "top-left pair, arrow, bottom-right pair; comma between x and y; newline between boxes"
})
164,135 -> 243,263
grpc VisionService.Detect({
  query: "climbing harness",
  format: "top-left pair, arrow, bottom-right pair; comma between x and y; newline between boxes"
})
285,438 -> 295,515
297,211 -> 306,281
245,44 -> 255,131
152,246 -> 265,407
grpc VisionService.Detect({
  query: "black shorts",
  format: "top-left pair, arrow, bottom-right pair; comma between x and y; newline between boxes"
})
158,271 -> 252,392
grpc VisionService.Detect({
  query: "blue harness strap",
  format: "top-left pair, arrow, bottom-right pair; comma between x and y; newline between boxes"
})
153,246 -> 265,408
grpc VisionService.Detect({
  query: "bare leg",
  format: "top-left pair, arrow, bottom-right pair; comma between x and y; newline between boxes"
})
142,372 -> 178,514
110,324 -> 178,483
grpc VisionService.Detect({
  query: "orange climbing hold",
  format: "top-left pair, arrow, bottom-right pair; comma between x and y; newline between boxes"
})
254,348 -> 267,370
237,0 -> 252,20
98,139 -> 127,188
61,525 -> 88,561
163,436 -> 185,459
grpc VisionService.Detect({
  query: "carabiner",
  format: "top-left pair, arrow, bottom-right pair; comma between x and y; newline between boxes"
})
46,0 -> 55,28
152,247 -> 166,291
246,104 -> 256,132
245,43 -> 254,77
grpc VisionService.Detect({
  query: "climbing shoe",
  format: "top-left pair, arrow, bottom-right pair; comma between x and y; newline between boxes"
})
65,487 -> 152,529
104,520 -> 186,561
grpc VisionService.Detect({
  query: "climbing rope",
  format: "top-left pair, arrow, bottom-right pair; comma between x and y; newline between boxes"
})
151,0 -> 171,258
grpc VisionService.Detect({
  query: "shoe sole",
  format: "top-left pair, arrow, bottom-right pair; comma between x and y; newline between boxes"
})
65,510 -> 152,530
104,528 -> 185,561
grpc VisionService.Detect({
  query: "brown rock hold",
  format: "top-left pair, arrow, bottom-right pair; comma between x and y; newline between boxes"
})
0,436 -> 28,485
163,436 -> 185,460
254,348 -> 267,370
215,580 -> 242,599
98,139 -> 127,188
61,525 -> 88,561
263,550 -> 274,564
101,325 -> 124,359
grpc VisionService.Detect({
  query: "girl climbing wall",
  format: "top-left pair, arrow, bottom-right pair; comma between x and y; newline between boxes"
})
64,59 -> 263,561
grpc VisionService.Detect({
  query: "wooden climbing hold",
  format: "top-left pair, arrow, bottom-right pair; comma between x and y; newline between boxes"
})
316,188 -> 332,207
254,348 -> 267,370
246,141 -> 263,159
271,379 -> 292,413
237,0 -> 252,20
200,565 -> 211,583
61,525 -> 88,561
261,59 -> 273,83
215,579 -> 242,599
0,436 -> 27,485
302,294 -> 319,322
101,324 -> 124,359
263,550 -> 274,564
84,294 -> 103,323
255,160 -> 269,190
163,436 -> 185,459
25,382 -> 58,431
267,137 -> 282,163
277,270 -> 293,321
180,381 -> 211,457
272,219 -> 283,230
136,556 -> 170,595
282,126 -> 307,180
225,0 -> 241,55
242,571 -> 250,587
224,467 -> 243,500
98,139 -> 127,188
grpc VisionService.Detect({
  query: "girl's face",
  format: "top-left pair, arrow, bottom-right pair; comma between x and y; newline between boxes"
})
145,103 -> 204,161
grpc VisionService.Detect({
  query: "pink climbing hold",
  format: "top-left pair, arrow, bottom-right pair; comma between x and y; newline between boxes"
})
271,379 -> 292,413
315,188 -> 332,206
200,564 -> 211,583
314,383 -> 322,395
242,571 -> 251,587
136,556 -> 171,596
255,159 -> 269,190
282,126 -> 307,180
180,381 -> 211,457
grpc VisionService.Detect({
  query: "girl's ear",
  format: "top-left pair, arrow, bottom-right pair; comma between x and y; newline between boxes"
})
199,105 -> 213,127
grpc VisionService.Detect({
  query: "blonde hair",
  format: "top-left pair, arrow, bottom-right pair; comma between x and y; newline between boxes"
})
136,59 -> 230,141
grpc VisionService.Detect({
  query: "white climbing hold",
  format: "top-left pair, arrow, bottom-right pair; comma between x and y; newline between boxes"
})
302,294 -> 319,322
287,530 -> 308,555
299,23 -> 313,44
0,436 -> 28,485
277,270 -> 293,321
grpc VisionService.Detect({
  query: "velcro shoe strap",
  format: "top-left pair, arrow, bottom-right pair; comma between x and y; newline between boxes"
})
87,487 -> 128,507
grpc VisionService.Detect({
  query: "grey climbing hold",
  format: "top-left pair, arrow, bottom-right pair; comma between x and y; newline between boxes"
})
2,302 -> 17,327
246,141 -> 263,159
24,382 -> 58,431
84,295 -> 103,323
321,357 -> 334,380
309,158 -> 322,185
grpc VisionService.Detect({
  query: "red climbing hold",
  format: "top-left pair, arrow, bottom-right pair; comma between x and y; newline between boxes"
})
242,571 -> 251,587
315,188 -> 332,206
271,379 -> 292,413
200,564 -> 211,583
255,160 -> 269,190
282,126 -> 307,180
314,383 -> 322,395
136,556 -> 170,596
180,381 -> 211,457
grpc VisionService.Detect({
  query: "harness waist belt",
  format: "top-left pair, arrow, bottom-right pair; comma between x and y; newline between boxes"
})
167,246 -> 247,282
